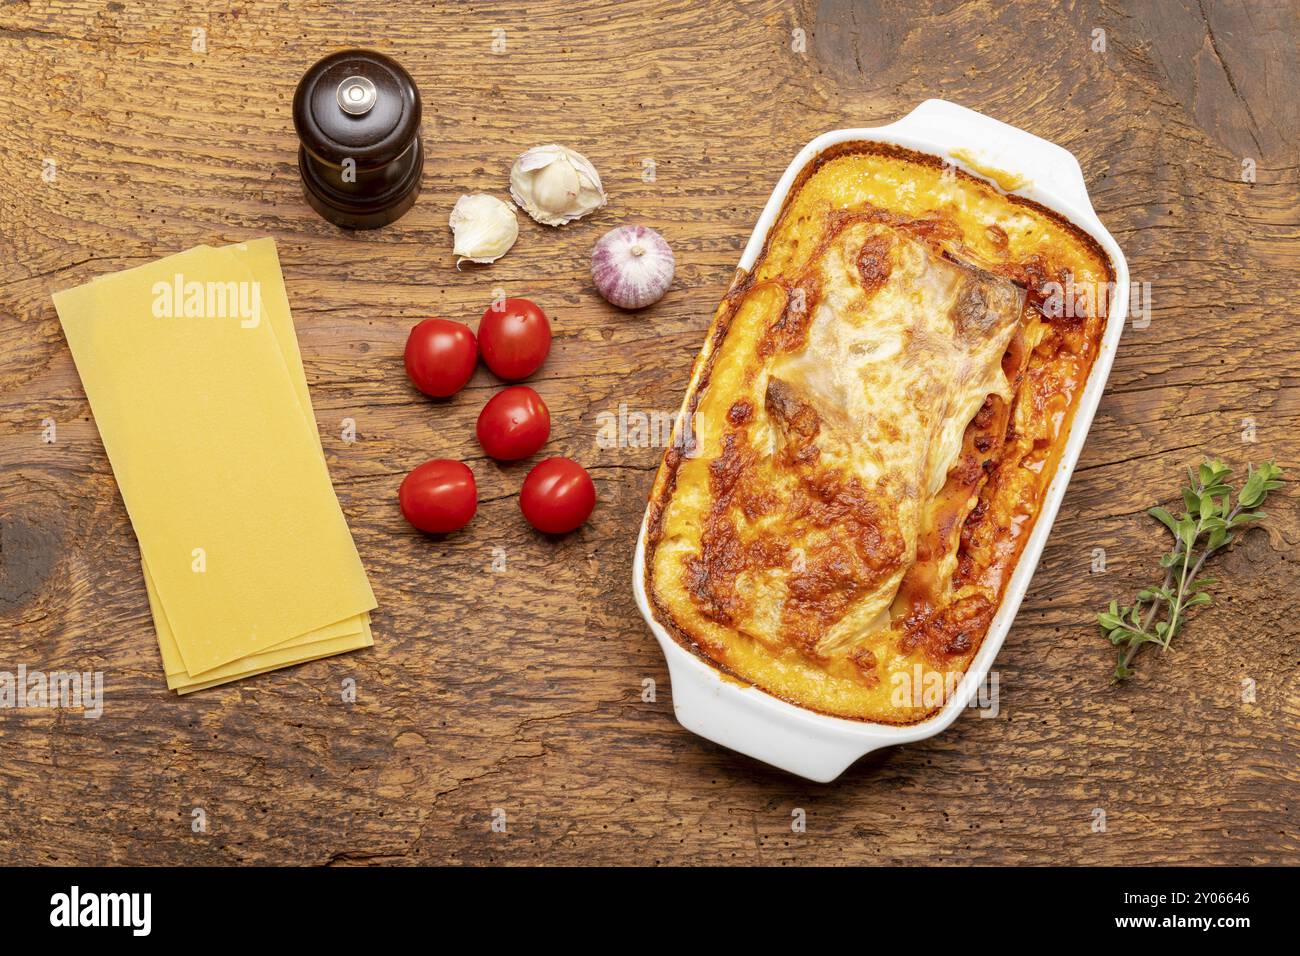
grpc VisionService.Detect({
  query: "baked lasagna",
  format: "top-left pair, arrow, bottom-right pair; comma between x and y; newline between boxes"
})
644,142 -> 1112,723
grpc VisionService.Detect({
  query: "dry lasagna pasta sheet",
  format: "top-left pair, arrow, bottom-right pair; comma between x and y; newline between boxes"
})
52,238 -> 376,692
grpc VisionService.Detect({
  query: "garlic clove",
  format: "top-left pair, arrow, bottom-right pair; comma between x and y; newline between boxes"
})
449,193 -> 518,267
510,144 -> 608,227
533,161 -> 581,218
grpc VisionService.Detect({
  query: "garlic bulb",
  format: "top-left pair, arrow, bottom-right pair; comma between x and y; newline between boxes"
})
509,144 -> 608,226
449,193 -> 518,267
591,225 -> 674,310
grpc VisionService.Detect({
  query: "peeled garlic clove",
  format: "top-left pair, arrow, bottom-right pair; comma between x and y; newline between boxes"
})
449,193 -> 518,267
510,144 -> 608,226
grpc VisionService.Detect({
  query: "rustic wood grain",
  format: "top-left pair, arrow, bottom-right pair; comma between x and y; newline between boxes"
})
0,0 -> 1296,865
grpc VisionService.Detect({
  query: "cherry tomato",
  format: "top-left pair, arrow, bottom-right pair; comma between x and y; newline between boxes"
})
478,298 -> 551,380
476,386 -> 550,461
404,318 -> 477,398
399,459 -> 477,534
519,457 -> 595,534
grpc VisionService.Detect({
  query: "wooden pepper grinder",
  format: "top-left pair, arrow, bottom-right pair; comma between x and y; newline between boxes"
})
292,50 -> 424,229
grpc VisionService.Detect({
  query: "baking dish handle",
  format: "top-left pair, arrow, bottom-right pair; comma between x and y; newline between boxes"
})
885,99 -> 1095,215
661,644 -> 885,783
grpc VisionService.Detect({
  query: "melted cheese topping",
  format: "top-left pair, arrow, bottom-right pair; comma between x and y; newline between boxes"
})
646,143 -> 1112,723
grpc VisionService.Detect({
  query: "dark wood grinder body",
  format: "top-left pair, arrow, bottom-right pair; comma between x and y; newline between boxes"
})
292,50 -> 424,229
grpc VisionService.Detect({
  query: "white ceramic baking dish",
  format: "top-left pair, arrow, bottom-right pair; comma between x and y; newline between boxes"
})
632,99 -> 1128,782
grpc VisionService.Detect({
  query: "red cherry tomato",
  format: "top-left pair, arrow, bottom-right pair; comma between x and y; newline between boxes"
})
399,459 -> 477,534
404,318 -> 477,398
476,386 -> 550,461
478,298 -> 551,380
519,457 -> 595,534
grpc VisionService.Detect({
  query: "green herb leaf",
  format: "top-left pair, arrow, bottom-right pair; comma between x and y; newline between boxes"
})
1148,506 -> 1178,536
1100,458 -> 1283,684
1114,652 -> 1135,683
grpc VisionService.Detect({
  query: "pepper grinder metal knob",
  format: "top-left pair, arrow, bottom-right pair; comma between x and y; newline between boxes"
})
292,50 -> 424,230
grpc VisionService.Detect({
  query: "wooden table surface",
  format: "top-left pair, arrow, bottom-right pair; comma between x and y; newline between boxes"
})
1,0 -> 1296,866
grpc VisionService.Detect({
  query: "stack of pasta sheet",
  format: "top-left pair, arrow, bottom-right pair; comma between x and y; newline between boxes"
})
53,239 -> 376,693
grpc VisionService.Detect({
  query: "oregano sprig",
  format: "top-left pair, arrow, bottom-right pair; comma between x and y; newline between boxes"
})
1098,458 -> 1284,682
